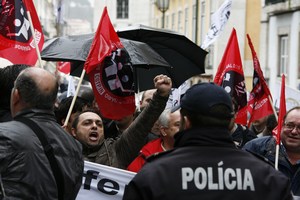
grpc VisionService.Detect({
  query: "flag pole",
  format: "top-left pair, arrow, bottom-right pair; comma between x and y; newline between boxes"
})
26,11 -> 43,68
63,69 -> 86,127
275,144 -> 279,170
274,74 -> 286,170
267,93 -> 280,170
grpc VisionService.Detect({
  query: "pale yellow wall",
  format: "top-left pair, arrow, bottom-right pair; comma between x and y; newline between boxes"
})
244,0 -> 261,60
244,0 -> 261,91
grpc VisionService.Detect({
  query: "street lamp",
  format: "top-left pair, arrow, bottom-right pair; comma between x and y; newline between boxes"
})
155,0 -> 170,28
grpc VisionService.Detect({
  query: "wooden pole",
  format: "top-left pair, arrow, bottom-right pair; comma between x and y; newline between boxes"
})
27,11 -> 43,68
63,69 -> 86,127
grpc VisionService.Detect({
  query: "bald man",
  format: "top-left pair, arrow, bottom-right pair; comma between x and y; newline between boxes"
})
0,67 -> 84,199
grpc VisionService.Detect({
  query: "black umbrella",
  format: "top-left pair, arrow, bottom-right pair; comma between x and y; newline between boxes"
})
41,34 -> 172,92
117,24 -> 208,88
42,34 -> 170,67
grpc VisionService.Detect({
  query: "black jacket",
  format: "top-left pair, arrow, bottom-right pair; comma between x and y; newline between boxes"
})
123,127 -> 293,200
0,109 -> 84,199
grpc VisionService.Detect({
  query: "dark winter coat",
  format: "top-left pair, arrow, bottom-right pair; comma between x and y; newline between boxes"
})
0,109 -> 84,199
123,127 -> 293,200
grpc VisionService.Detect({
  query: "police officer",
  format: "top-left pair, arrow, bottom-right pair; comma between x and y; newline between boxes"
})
123,82 -> 293,200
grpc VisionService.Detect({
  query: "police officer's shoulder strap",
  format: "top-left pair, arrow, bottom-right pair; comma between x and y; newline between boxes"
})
146,149 -> 174,162
15,117 -> 64,200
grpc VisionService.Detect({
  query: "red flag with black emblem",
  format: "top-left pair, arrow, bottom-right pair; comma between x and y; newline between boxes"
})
84,7 -> 123,74
247,34 -> 274,126
0,0 -> 44,65
86,7 -> 135,120
214,28 -> 247,125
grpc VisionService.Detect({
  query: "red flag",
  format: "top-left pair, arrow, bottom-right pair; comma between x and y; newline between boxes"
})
214,28 -> 247,125
86,7 -> 135,120
84,7 -> 123,74
57,61 -> 70,74
0,0 -> 44,65
273,75 -> 286,145
246,34 -> 274,126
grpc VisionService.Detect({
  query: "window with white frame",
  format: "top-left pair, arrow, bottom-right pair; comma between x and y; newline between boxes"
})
192,4 -> 196,42
117,0 -> 128,19
165,15 -> 169,29
206,45 -> 214,69
278,35 -> 288,76
171,13 -> 175,30
184,8 -> 188,36
200,1 -> 205,44
178,11 -> 182,33
298,33 -> 300,79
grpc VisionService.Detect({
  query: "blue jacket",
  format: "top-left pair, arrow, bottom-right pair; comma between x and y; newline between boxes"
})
243,136 -> 300,196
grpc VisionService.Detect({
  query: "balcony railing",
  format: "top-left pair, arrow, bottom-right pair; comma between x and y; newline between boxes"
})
265,0 -> 286,5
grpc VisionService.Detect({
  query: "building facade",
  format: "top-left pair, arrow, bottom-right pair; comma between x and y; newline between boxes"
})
261,0 -> 300,100
151,0 -> 262,88
94,0 -> 153,30
152,0 -> 300,99
33,0 -> 94,37
33,0 -> 57,38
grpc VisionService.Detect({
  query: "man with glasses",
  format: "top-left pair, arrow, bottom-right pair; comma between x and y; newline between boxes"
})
244,106 -> 300,197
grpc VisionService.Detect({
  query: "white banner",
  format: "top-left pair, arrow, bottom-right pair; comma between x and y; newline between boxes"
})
76,161 -> 136,200
67,76 -> 76,97
166,80 -> 191,109
201,0 -> 232,49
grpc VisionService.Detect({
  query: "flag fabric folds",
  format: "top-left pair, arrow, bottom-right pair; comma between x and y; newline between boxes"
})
273,74 -> 286,145
214,28 -> 247,125
85,7 -> 135,120
246,34 -> 274,126
0,0 -> 44,65
201,0 -> 232,49
84,7 -> 123,74
57,61 -> 70,74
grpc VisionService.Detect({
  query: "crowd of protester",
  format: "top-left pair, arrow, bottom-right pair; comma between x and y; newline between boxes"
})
0,64 -> 299,199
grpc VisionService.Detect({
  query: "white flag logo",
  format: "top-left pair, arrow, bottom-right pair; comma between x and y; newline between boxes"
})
201,0 -> 232,49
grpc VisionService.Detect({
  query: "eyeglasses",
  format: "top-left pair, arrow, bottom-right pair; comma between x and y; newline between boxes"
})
284,122 -> 300,132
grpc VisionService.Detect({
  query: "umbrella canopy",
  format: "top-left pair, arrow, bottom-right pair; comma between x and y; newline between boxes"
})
42,34 -> 170,68
41,27 -> 207,91
41,34 -> 172,92
117,24 -> 208,88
